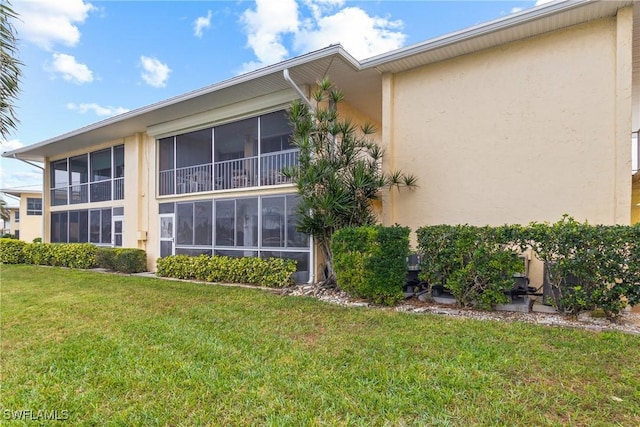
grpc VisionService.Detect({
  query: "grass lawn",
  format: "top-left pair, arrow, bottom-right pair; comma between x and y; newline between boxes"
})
1,265 -> 639,426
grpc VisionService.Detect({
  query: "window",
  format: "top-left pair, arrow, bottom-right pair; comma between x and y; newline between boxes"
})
169,194 -> 310,281
51,212 -> 68,243
14,230 -> 19,239
49,145 -> 124,205
14,211 -> 19,223
51,159 -> 68,206
52,208 -> 118,244
27,198 -> 42,215
158,110 -> 296,195
69,155 -> 88,204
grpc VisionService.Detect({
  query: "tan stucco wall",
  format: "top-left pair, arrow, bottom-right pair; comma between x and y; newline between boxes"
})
382,12 -> 634,288
17,192 -> 43,242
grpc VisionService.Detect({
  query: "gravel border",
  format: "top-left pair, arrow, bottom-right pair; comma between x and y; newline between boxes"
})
282,284 -> 640,336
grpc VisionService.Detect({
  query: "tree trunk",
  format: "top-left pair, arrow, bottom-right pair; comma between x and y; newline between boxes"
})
318,238 -> 336,287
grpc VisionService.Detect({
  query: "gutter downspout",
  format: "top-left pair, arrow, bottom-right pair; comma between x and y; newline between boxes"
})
283,69 -> 315,284
11,154 -> 45,242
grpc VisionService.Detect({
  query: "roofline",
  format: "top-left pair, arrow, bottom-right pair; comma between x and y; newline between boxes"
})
3,0 -> 631,160
361,0 -> 630,68
2,44 -> 359,159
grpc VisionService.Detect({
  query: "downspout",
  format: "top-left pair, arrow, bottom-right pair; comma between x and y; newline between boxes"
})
283,69 -> 315,283
11,154 -> 45,241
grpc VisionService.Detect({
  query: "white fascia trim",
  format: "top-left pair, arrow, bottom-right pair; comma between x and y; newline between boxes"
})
361,0 -> 624,68
147,89 -> 300,139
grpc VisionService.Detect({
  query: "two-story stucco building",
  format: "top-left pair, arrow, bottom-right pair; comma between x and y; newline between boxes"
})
3,0 -> 639,286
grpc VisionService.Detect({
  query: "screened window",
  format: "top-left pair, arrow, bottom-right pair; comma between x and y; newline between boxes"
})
51,212 -> 68,243
14,211 -> 19,223
51,159 -> 68,206
49,145 -> 123,205
260,110 -> 294,153
176,129 -> 212,168
27,198 -> 42,215
158,110 -> 297,195
168,194 -> 310,282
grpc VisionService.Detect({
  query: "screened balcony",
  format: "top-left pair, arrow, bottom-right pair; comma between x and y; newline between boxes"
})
158,110 -> 298,196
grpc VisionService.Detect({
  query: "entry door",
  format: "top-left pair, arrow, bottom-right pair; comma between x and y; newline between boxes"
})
159,213 -> 175,257
113,215 -> 124,247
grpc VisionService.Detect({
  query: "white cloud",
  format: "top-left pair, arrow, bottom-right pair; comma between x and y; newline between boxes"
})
50,53 -> 94,84
66,103 -> 129,117
239,0 -> 406,72
0,139 -> 24,152
511,7 -> 524,13
140,56 -> 171,88
13,0 -> 95,50
240,0 -> 299,70
296,7 -> 405,61
194,10 -> 212,38
535,0 -> 556,5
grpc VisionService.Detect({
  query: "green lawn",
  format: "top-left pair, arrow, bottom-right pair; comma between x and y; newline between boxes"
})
1,265 -> 639,426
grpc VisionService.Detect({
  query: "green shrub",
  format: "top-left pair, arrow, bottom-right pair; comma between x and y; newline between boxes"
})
23,242 -> 55,265
32,237 -> 42,244
157,254 -> 296,287
520,217 -> 640,317
332,225 -> 409,306
417,225 -> 522,309
96,247 -> 116,270
50,243 -> 98,269
157,255 -> 197,280
113,248 -> 147,273
0,238 -> 27,264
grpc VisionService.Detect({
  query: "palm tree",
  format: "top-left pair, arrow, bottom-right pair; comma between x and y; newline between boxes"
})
1,1 -> 22,140
283,78 -> 417,286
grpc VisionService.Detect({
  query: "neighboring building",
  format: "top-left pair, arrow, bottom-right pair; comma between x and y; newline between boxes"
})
3,0 -> 639,286
1,202 -> 19,237
1,189 -> 43,242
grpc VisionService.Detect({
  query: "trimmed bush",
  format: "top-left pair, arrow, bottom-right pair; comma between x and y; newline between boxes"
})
519,216 -> 640,317
417,225 -> 522,309
23,242 -> 55,265
97,247 -> 147,273
156,254 -> 296,288
332,225 -> 410,306
0,238 -> 27,264
96,247 -> 117,270
112,248 -> 147,273
50,243 -> 98,269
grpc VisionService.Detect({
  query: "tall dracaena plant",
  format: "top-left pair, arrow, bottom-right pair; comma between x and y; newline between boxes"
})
283,78 -> 418,286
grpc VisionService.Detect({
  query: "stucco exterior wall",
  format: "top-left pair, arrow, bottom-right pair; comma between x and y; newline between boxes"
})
383,12 -> 633,289
385,15 -> 632,233
18,192 -> 43,242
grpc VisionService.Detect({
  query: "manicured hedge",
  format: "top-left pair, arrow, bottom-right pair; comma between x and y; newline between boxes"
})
416,225 -> 522,309
332,225 -> 410,306
417,217 -> 640,317
0,238 -> 27,264
96,247 -> 147,273
156,254 -> 296,288
516,216 -> 640,317
1,239 -> 148,274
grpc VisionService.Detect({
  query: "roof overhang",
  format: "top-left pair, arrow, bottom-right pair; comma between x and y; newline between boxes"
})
3,0 -> 634,163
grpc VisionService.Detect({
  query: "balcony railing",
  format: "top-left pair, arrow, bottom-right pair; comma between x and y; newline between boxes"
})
158,149 -> 299,196
113,178 -> 124,200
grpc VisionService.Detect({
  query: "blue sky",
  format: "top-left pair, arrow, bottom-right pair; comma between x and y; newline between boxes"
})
1,0 -> 549,191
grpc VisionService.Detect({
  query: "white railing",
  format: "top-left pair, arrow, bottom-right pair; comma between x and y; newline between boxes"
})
158,150 -> 299,195
176,163 -> 214,194
261,149 -> 298,185
113,178 -> 124,200
215,157 -> 258,190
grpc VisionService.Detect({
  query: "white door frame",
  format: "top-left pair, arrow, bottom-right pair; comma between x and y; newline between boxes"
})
159,213 -> 175,257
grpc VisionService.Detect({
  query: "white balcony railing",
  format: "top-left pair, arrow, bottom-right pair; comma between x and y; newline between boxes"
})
158,149 -> 299,195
